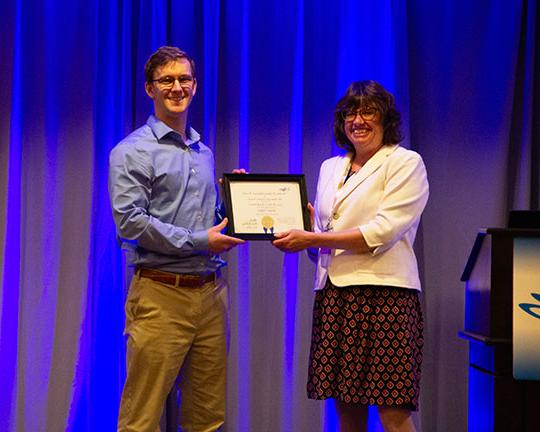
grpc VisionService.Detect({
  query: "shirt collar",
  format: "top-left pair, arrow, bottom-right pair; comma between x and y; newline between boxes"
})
146,115 -> 201,150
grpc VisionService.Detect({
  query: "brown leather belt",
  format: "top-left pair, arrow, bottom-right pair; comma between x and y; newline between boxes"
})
137,268 -> 215,287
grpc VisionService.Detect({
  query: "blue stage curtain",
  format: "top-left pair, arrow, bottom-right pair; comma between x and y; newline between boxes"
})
0,0 -> 538,431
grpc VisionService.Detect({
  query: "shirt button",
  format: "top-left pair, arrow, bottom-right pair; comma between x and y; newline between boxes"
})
191,168 -> 196,174
332,212 -> 339,220
194,191 -> 199,197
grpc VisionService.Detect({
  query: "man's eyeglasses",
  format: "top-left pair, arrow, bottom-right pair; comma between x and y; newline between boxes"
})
152,75 -> 195,89
341,107 -> 378,122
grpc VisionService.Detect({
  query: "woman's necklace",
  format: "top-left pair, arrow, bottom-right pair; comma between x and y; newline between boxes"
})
343,164 -> 358,183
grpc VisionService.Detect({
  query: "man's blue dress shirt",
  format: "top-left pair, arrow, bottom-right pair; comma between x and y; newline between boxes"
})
108,115 -> 225,275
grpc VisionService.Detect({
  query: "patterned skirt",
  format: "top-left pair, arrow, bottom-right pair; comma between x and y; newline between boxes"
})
306,281 -> 424,410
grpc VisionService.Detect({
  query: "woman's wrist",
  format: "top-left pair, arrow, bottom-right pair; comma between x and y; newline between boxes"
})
309,231 -> 324,249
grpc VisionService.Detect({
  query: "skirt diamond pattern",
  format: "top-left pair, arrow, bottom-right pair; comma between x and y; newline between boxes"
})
307,282 -> 424,410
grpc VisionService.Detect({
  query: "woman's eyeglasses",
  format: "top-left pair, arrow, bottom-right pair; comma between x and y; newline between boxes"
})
341,107 -> 378,122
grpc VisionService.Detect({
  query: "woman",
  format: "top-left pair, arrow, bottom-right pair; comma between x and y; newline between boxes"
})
273,80 -> 429,432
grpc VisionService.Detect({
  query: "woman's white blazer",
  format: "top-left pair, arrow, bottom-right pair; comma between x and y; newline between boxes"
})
313,144 -> 429,291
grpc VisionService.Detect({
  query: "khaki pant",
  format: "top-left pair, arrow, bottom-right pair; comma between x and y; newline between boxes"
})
117,273 -> 228,432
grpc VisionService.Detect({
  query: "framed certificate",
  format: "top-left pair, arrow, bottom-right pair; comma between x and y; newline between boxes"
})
222,173 -> 311,240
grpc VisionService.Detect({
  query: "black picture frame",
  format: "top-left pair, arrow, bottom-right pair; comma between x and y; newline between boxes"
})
222,173 -> 311,240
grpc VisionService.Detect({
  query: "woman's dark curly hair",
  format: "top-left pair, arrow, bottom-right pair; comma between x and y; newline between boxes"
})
333,80 -> 403,153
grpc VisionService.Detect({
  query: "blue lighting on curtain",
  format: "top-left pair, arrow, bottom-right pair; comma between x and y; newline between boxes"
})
67,0 -> 127,429
203,0 -> 221,153
4,0 -> 536,430
235,1 -> 252,431
0,0 -> 23,429
280,1 -> 304,431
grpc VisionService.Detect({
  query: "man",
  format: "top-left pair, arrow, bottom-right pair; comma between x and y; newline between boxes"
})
109,46 -> 244,432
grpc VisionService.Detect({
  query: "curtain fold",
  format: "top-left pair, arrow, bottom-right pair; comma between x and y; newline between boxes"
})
508,0 -> 540,210
1,1 -> 538,431
0,1 -> 21,428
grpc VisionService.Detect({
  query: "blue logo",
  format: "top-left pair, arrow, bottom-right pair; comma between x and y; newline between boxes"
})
519,293 -> 540,319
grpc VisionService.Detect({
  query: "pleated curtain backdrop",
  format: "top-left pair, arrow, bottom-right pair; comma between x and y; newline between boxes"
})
1,0 -> 539,431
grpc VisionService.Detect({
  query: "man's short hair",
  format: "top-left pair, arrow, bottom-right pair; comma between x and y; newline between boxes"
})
144,46 -> 196,83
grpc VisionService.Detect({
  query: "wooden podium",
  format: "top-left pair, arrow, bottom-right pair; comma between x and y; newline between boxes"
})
460,228 -> 540,432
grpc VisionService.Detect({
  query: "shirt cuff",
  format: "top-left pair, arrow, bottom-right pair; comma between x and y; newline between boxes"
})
191,230 -> 209,252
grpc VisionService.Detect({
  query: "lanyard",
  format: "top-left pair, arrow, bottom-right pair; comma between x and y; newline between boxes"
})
324,157 -> 355,233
